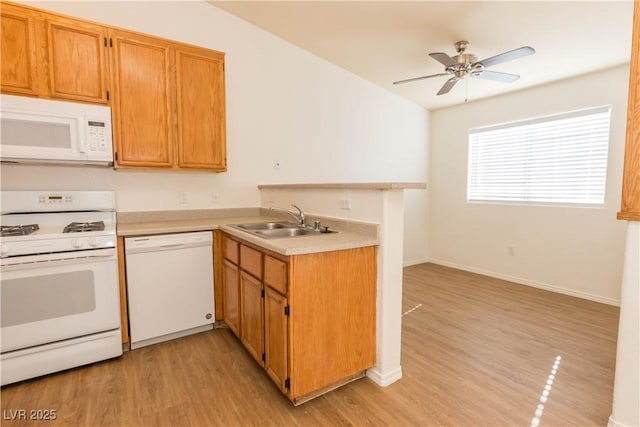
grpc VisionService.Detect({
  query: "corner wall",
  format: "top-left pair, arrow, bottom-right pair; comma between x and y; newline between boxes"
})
428,65 -> 629,304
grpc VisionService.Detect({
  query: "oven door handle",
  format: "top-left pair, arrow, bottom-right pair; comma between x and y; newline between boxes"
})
1,248 -> 117,269
86,252 -> 118,258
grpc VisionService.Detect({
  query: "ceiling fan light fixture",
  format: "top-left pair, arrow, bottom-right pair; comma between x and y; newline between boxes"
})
470,63 -> 485,77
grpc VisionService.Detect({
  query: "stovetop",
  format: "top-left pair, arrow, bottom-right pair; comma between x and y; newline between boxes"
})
0,191 -> 117,258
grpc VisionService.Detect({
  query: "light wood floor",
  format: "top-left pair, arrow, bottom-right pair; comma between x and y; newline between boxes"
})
1,263 -> 619,426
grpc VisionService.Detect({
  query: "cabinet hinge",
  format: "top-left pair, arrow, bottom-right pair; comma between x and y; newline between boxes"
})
261,352 -> 265,362
284,305 -> 290,316
261,289 -> 265,298
284,378 -> 290,389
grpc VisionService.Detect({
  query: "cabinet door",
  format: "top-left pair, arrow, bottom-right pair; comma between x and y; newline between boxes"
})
175,45 -> 226,171
264,287 -> 288,393
0,3 -> 39,96
109,29 -> 174,167
46,16 -> 108,103
240,271 -> 264,365
619,1 -> 640,220
222,259 -> 240,337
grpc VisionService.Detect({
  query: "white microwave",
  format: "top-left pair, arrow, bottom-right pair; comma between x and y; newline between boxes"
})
0,94 -> 113,166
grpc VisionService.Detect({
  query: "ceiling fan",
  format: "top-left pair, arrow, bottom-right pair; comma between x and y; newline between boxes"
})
393,40 -> 535,95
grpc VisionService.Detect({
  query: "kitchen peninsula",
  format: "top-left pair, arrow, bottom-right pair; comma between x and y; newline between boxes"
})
116,182 -> 425,402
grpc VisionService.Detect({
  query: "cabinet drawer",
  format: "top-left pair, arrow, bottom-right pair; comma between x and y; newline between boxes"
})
240,244 -> 262,279
264,255 -> 287,294
223,236 -> 239,264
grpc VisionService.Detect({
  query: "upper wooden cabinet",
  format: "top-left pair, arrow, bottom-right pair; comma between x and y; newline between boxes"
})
109,29 -> 174,167
109,29 -> 226,171
0,3 -> 39,96
0,2 -> 108,103
175,46 -> 226,170
45,16 -> 109,104
619,0 -> 640,221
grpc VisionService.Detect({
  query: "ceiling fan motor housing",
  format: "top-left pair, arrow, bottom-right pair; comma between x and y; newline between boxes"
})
453,53 -> 477,65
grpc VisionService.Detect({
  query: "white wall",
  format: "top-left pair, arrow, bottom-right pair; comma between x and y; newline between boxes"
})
1,0 -> 429,264
428,65 -> 629,304
609,222 -> 640,427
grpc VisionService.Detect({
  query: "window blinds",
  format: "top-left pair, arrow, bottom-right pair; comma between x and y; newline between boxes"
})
467,106 -> 611,205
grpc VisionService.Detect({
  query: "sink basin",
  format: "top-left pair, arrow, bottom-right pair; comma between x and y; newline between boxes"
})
255,228 -> 316,238
228,221 -> 337,239
234,221 -> 300,231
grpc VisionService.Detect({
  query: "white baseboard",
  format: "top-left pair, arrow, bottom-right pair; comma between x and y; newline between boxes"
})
403,257 -> 430,267
366,366 -> 403,387
426,258 -> 620,307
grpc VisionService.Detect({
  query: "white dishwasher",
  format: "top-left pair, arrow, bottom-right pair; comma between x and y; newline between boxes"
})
125,231 -> 214,349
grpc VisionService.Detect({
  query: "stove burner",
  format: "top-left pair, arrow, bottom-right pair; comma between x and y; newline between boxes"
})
1,224 -> 40,237
63,221 -> 106,233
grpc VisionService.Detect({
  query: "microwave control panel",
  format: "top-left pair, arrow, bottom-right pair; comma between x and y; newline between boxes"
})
86,121 -> 108,152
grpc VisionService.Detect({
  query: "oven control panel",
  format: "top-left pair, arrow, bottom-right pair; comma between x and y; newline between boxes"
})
38,194 -> 73,205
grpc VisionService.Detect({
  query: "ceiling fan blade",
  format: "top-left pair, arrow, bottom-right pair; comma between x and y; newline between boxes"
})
475,70 -> 521,83
429,52 -> 457,67
393,72 -> 450,85
477,46 -> 535,68
437,77 -> 458,95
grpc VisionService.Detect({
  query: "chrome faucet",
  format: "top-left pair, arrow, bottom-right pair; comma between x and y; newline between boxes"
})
270,204 -> 306,227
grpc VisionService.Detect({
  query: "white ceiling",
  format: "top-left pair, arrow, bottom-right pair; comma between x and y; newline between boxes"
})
210,1 -> 634,111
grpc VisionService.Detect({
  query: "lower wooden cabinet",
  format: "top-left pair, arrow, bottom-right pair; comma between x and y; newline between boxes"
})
220,232 -> 377,404
264,287 -> 288,392
239,270 -> 264,364
222,259 -> 240,336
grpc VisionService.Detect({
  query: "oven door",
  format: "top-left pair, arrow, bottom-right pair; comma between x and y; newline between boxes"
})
0,248 -> 120,354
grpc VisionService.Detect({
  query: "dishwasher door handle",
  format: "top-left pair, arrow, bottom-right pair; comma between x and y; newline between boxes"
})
159,243 -> 185,249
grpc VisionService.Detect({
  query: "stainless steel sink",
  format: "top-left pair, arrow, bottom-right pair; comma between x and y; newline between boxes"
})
255,228 -> 317,238
234,221 -> 299,231
229,222 -> 337,239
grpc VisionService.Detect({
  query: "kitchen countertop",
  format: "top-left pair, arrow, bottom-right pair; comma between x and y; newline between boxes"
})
117,213 -> 379,256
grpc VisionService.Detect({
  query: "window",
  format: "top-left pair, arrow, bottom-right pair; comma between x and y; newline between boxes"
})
467,106 -> 611,206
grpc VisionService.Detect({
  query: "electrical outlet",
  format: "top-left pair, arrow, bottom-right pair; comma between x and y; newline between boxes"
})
211,191 -> 220,203
339,198 -> 352,210
507,245 -> 515,256
179,191 -> 187,204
